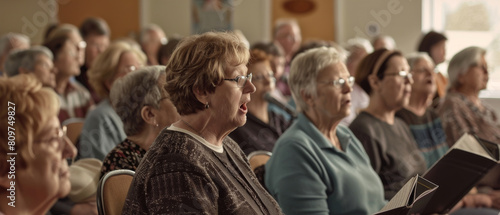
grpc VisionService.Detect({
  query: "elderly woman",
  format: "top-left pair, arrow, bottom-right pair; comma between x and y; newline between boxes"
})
341,37 -> 373,126
348,48 -> 427,199
4,46 -> 57,88
265,47 -> 386,214
123,32 -> 282,214
0,74 -> 77,214
439,46 -> 500,145
79,41 -> 146,160
418,31 -> 448,105
395,52 -> 449,168
229,49 -> 290,155
100,66 -> 180,178
43,24 -> 95,123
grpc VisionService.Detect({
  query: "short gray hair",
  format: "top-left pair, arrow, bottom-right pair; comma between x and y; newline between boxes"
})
5,46 -> 53,77
289,47 -> 346,112
447,46 -> 486,90
0,33 -> 30,55
405,52 -> 434,69
110,66 -> 166,136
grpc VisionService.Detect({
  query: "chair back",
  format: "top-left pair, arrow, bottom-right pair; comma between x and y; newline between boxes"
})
247,151 -> 272,171
62,118 -> 85,145
97,169 -> 135,215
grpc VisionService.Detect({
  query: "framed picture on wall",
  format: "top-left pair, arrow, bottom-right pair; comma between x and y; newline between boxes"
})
191,0 -> 234,34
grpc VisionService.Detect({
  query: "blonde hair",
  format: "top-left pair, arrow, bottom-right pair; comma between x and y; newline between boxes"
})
165,32 -> 249,115
0,74 -> 59,175
88,41 -> 146,98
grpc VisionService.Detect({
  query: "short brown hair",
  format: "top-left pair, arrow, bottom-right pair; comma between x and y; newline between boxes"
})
165,32 -> 249,115
0,74 -> 59,175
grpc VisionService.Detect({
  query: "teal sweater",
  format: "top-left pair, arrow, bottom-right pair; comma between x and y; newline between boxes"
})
265,114 -> 386,215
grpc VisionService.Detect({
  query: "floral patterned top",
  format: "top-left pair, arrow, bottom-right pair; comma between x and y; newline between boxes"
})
100,139 -> 147,178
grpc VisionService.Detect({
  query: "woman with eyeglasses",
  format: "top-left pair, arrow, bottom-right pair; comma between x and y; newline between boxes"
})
123,32 -> 282,215
229,49 -> 290,156
100,66 -> 180,178
348,48 -> 427,200
79,41 -> 146,160
0,74 -> 77,215
265,47 -> 387,214
394,52 -> 449,168
438,46 -> 500,147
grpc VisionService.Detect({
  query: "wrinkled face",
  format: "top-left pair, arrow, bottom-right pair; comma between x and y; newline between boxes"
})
460,55 -> 489,92
376,56 -> 413,110
32,54 -> 57,88
154,74 -> 180,131
84,34 -> 109,68
107,51 -> 143,91
410,58 -> 436,96
54,40 -> 82,77
310,62 -> 352,122
16,116 -> 77,205
209,63 -> 256,131
248,61 -> 275,100
430,40 -> 446,65
275,24 -> 301,59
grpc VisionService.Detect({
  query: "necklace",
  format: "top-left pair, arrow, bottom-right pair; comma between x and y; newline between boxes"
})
181,119 -> 204,139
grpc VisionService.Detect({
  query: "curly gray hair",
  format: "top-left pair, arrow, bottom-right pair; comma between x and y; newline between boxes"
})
5,46 -> 53,77
110,66 -> 166,136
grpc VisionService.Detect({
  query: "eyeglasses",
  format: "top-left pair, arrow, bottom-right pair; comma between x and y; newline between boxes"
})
385,71 -> 413,80
223,73 -> 253,88
318,76 -> 355,89
76,41 -> 87,51
473,64 -> 490,73
37,126 -> 67,151
252,73 -> 276,82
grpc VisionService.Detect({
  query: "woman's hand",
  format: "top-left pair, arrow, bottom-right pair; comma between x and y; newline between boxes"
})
488,190 -> 500,209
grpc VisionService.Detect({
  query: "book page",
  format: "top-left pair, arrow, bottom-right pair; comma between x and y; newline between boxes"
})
378,176 -> 416,212
451,133 -> 495,161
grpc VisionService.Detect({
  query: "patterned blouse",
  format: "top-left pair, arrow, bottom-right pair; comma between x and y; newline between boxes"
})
438,91 -> 500,146
100,139 -> 147,178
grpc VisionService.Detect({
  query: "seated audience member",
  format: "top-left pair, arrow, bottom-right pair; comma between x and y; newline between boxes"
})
229,50 -> 290,155
0,33 -> 30,76
123,32 -> 282,214
43,24 -> 95,123
372,35 -> 396,50
417,31 -> 448,105
79,41 -> 146,160
76,17 -> 111,103
341,37 -> 373,126
438,46 -> 500,146
251,42 -> 291,120
349,49 -> 496,214
395,52 -> 448,168
140,24 -> 167,65
349,49 -> 427,199
265,47 -> 387,215
273,19 -> 302,97
4,46 -> 57,88
100,66 -> 180,178
157,37 -> 181,66
0,74 -> 77,214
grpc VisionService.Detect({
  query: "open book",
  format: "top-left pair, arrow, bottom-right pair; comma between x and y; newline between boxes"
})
375,175 -> 438,215
420,133 -> 500,214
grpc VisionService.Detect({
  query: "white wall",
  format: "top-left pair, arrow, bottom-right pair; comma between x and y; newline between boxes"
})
0,0 -> 59,45
141,0 -> 270,45
336,0 -> 423,54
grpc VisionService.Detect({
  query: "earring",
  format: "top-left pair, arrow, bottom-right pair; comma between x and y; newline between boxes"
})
205,103 -> 209,109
